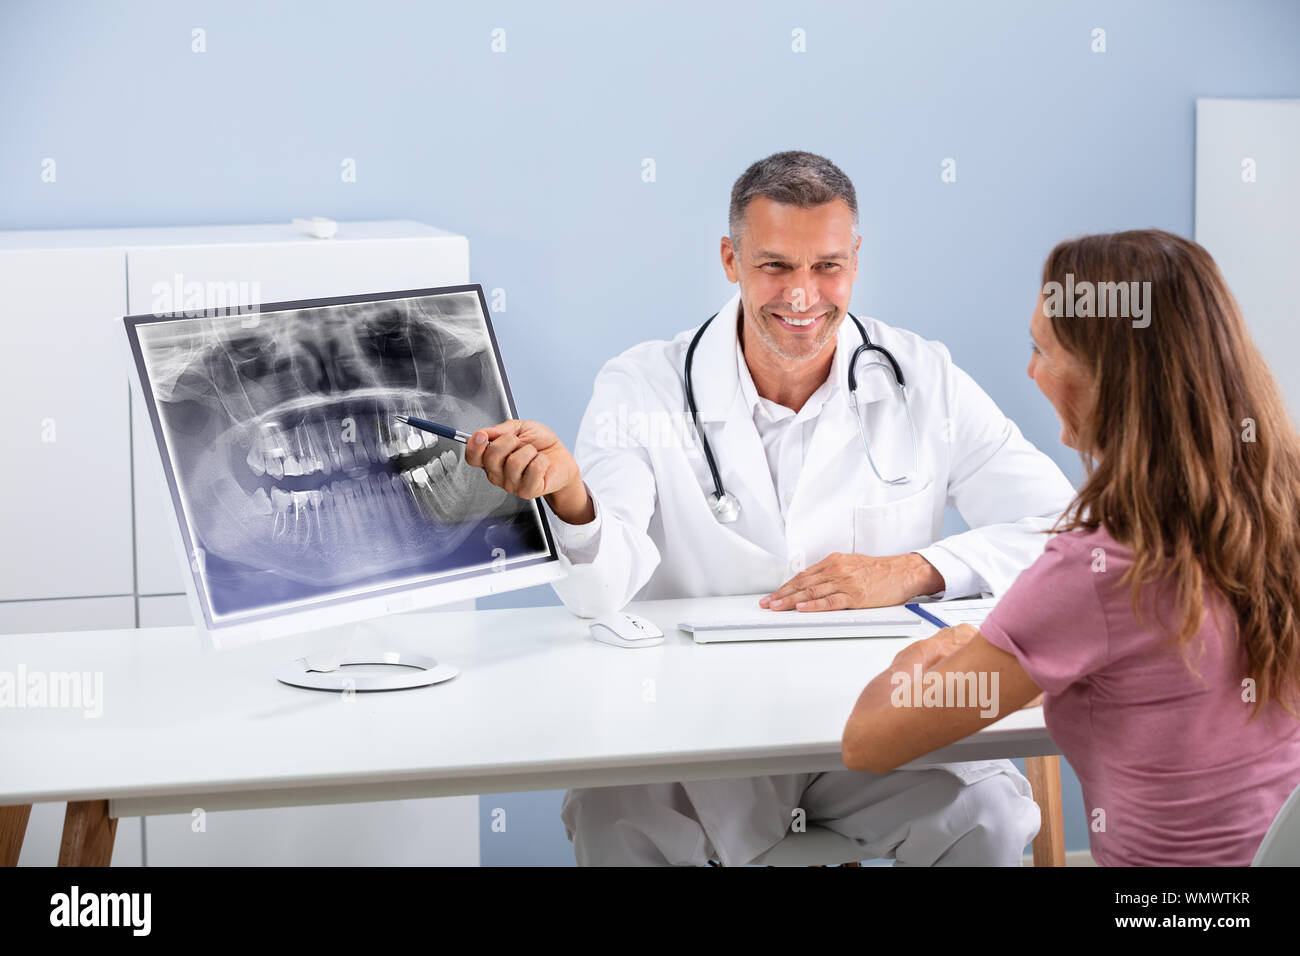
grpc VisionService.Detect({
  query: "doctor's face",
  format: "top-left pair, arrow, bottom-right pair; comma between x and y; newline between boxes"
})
721,197 -> 859,363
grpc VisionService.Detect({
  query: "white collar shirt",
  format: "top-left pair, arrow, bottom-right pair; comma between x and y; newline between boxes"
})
734,336 -> 839,523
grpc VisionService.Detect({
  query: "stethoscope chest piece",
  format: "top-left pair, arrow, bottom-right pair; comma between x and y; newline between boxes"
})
710,491 -> 741,523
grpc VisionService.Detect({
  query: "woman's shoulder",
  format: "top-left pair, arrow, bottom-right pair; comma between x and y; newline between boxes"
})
1000,523 -> 1132,607
1045,523 -> 1130,561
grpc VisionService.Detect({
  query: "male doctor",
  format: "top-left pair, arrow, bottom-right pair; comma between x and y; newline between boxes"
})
465,151 -> 1077,866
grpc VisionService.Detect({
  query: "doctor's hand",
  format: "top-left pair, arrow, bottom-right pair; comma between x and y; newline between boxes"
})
465,420 -> 594,525
759,551 -> 945,612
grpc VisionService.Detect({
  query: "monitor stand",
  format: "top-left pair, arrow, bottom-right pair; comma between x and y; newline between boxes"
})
274,619 -> 459,692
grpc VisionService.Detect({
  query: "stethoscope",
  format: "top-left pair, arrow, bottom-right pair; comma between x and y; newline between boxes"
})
684,310 -> 919,523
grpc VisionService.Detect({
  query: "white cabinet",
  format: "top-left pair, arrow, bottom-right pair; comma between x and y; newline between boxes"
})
137,594 -> 191,628
0,596 -> 134,634
131,391 -> 184,595
0,249 -> 132,601
125,226 -> 470,314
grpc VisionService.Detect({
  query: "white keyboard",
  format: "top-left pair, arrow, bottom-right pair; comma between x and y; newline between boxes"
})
678,596 -> 927,644
675,594 -> 998,644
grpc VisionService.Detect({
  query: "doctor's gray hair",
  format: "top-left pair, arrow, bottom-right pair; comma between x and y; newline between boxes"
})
728,151 -> 859,250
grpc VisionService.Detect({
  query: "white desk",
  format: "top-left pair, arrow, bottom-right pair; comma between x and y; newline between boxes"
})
0,597 -> 1060,864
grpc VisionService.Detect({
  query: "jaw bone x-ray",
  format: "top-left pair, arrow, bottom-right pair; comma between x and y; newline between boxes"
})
129,288 -> 550,625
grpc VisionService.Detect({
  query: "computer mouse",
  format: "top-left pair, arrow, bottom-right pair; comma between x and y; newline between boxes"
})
589,611 -> 665,648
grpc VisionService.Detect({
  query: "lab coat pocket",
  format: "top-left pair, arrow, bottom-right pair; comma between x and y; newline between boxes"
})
852,480 -> 939,556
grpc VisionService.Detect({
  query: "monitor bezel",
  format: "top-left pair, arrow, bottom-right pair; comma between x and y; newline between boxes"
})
122,283 -> 565,641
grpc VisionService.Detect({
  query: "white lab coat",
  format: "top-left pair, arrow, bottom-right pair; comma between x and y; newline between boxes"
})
548,290 -> 1077,616
546,291 -> 1077,865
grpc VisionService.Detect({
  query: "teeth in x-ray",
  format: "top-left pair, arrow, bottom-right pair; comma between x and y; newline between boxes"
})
270,487 -> 291,539
252,448 -> 471,546
246,444 -> 266,477
243,403 -> 481,547
355,430 -> 377,466
257,423 -> 290,479
259,423 -> 287,479
289,430 -> 307,475
295,426 -> 313,473
362,415 -> 439,464
306,489 -> 325,549
141,291 -> 524,590
290,490 -> 308,548
250,486 -> 273,515
302,426 -> 328,475
243,418 -> 458,480
264,487 -> 332,552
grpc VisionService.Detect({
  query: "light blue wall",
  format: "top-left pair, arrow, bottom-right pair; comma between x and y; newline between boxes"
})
5,0 -> 1297,865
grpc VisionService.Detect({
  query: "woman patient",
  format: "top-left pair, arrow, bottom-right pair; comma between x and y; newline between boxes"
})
842,229 -> 1300,866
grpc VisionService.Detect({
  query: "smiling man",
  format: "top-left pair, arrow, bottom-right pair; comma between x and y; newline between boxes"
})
464,151 -> 1076,866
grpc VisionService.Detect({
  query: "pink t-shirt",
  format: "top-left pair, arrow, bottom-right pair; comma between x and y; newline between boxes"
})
980,525 -> 1300,866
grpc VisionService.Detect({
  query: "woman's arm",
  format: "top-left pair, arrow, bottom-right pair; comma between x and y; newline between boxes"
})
841,623 -> 1043,773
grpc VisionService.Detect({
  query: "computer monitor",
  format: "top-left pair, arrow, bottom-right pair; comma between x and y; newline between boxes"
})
123,284 -> 565,677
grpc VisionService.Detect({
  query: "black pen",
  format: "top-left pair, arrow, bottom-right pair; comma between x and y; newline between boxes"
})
393,415 -> 473,444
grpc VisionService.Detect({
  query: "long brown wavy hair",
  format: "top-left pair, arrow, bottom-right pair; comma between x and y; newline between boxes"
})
1042,229 -> 1300,719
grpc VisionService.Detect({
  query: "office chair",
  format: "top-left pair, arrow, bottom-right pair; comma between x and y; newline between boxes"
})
1252,777 -> 1300,866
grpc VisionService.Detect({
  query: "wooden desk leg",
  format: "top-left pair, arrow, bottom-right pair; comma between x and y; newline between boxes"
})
59,801 -> 117,867
1025,755 -> 1066,867
1,804 -> 33,867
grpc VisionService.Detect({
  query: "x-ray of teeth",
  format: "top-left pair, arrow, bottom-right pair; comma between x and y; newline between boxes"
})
126,288 -> 551,624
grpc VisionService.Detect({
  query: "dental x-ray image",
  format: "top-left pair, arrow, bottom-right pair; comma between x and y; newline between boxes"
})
125,286 -> 554,627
